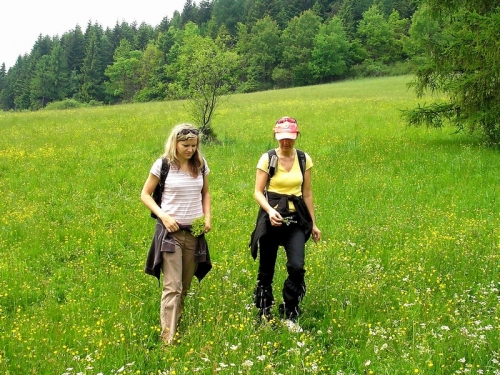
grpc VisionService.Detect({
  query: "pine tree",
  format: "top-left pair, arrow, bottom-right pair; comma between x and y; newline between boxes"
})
405,0 -> 500,143
79,23 -> 105,102
0,63 -> 6,92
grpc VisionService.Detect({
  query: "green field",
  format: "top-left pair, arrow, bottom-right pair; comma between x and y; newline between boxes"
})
1,76 -> 499,374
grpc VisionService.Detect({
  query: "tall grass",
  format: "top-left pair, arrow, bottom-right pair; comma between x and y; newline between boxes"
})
1,76 -> 499,375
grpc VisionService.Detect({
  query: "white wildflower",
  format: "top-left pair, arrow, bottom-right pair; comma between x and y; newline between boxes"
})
285,319 -> 303,333
242,360 -> 253,367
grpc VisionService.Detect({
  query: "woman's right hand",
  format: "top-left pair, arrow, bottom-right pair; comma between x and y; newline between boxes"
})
160,213 -> 179,233
268,208 -> 283,226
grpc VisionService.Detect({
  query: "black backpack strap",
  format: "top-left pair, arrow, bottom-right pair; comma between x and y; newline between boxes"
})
151,158 -> 170,219
265,149 -> 278,195
296,149 -> 306,177
296,149 -> 306,193
159,157 -> 170,189
267,149 -> 278,178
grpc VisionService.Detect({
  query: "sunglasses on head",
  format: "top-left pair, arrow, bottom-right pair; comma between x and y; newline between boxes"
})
178,128 -> 199,136
276,117 -> 297,124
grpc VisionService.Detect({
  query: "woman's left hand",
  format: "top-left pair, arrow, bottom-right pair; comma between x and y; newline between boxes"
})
204,217 -> 212,234
312,226 -> 321,243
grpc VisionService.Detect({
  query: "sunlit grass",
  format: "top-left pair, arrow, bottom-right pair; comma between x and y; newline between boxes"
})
1,76 -> 499,374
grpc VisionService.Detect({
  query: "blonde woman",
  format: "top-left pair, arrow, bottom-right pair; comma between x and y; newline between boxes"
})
141,123 -> 212,345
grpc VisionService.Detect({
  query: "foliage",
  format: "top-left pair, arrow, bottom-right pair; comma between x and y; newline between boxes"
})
43,98 -> 89,110
78,23 -> 106,103
29,43 -> 69,109
176,23 -> 240,141
61,26 -> 86,78
404,5 -> 440,63
133,43 -> 167,102
405,1 -> 500,144
356,4 -> 395,63
309,16 -> 350,81
104,40 -> 143,102
1,0 -> 418,111
237,16 -> 281,90
352,58 -> 391,77
279,10 -> 322,86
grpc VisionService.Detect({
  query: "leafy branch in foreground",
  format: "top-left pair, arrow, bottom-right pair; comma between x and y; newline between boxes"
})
406,1 -> 500,144
401,102 -> 459,129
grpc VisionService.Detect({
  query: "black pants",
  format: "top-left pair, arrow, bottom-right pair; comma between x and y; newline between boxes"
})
254,221 -> 306,314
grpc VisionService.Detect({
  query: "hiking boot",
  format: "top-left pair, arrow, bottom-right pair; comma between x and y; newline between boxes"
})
278,303 -> 301,321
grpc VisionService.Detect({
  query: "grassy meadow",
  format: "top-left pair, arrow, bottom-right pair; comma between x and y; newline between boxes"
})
1,75 -> 499,375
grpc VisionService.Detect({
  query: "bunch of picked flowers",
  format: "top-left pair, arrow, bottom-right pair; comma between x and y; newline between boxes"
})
191,215 -> 206,237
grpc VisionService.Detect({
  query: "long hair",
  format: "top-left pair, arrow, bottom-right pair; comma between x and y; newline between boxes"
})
162,123 -> 204,177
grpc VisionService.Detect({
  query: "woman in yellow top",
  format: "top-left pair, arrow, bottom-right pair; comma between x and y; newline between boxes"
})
249,116 -> 321,323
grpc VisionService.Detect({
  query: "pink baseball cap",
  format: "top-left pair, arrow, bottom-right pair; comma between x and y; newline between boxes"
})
274,117 -> 299,140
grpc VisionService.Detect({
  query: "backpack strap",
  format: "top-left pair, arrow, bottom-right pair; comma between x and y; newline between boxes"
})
265,149 -> 278,195
151,158 -> 170,219
296,149 -> 306,179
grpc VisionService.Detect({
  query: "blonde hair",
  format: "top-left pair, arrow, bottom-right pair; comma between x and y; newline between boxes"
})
162,123 -> 204,177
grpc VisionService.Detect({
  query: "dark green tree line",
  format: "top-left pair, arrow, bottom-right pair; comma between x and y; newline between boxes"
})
1,0 -> 417,111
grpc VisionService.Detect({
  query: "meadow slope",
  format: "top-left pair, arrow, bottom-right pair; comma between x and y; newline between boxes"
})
1,76 -> 499,374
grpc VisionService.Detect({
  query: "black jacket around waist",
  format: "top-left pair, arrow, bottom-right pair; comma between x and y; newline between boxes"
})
249,192 -> 313,260
145,220 -> 212,283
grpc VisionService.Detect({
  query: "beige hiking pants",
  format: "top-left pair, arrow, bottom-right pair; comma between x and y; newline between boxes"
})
160,229 -> 198,344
